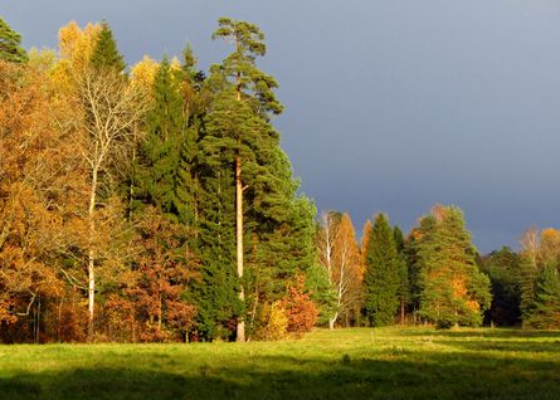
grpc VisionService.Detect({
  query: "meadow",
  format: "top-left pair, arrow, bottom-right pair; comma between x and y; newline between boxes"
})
1,327 -> 559,400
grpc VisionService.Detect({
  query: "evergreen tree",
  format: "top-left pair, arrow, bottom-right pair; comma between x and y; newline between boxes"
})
90,21 -> 126,73
195,158 -> 240,341
129,54 -> 204,338
132,52 -> 202,227
199,18 -> 285,342
364,214 -> 400,326
519,253 -> 539,325
394,226 -> 410,324
305,262 -> 338,325
0,17 -> 28,63
415,206 -> 491,328
482,247 -> 522,326
406,215 -> 438,318
525,266 -> 560,329
175,45 -> 204,230
195,18 -> 315,341
134,57 -> 184,219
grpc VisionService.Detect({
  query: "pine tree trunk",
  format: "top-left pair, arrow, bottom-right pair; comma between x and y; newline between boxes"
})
235,155 -> 245,342
400,300 -> 405,325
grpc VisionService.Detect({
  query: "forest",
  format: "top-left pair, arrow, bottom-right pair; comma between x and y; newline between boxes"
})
1,15 -> 559,346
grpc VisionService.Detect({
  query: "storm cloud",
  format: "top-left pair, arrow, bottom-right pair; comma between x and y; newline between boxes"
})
4,0 -> 560,252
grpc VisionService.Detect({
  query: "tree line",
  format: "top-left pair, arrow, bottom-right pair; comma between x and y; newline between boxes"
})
1,16 -> 559,343
318,206 -> 560,331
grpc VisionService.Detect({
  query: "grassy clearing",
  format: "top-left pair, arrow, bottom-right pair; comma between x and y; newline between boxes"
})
1,327 -> 560,399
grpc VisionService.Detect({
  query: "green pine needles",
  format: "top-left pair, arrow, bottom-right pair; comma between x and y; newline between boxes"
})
90,21 -> 126,73
364,214 -> 401,326
0,17 -> 28,63
414,206 -> 491,328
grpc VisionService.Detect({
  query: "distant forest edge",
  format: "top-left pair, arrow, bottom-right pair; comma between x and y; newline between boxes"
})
0,16 -> 558,344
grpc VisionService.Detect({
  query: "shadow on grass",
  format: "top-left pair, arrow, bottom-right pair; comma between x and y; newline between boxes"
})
2,351 -> 560,400
438,339 -> 560,353
399,329 -> 560,340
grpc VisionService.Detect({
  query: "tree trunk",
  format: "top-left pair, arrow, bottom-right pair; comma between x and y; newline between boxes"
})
87,166 -> 98,341
400,300 -> 405,325
328,313 -> 338,330
158,292 -> 163,331
87,253 -> 95,340
235,155 -> 245,342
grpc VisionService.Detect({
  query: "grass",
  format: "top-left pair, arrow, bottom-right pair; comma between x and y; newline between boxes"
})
1,327 -> 560,399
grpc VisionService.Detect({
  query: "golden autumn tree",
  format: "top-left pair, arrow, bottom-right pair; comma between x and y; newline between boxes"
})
52,21 -> 101,94
331,213 -> 362,327
0,60 -> 87,339
360,220 -> 372,266
130,55 -> 159,97
539,228 -> 560,268
76,69 -> 149,340
52,21 -> 150,340
360,220 -> 372,285
317,212 -> 362,329
517,227 -> 560,325
415,205 -> 491,328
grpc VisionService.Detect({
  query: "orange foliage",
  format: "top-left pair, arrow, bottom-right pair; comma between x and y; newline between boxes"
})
279,276 -> 318,334
0,60 -> 87,332
360,220 -> 372,278
126,208 -> 198,342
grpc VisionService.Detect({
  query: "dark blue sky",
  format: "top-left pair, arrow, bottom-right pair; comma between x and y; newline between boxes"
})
4,0 -> 560,252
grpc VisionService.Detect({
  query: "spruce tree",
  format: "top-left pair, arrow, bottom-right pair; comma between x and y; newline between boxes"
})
482,247 -> 522,326
134,57 -> 184,218
525,266 -> 560,329
519,253 -> 539,325
90,21 -> 126,73
394,226 -> 410,324
0,17 -> 28,63
364,214 -> 400,326
406,215 -> 438,317
174,42 -> 206,232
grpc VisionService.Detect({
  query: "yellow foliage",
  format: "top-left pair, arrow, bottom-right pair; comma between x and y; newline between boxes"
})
130,56 -> 159,95
540,228 -> 560,267
170,56 -> 182,72
255,302 -> 288,341
54,21 -> 101,86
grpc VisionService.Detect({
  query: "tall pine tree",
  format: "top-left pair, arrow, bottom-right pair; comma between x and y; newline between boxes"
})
203,18 -> 283,342
196,18 -> 315,341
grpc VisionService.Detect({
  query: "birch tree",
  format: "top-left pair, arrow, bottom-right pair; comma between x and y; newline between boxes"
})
76,68 -> 149,339
318,212 -> 361,329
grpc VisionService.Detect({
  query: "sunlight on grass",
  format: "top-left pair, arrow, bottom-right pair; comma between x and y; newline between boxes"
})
1,328 -> 560,400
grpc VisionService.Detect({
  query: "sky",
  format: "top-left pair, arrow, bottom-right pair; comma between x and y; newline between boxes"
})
3,0 -> 560,253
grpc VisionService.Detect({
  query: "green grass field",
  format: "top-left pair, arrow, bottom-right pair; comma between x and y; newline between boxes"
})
1,327 -> 560,400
